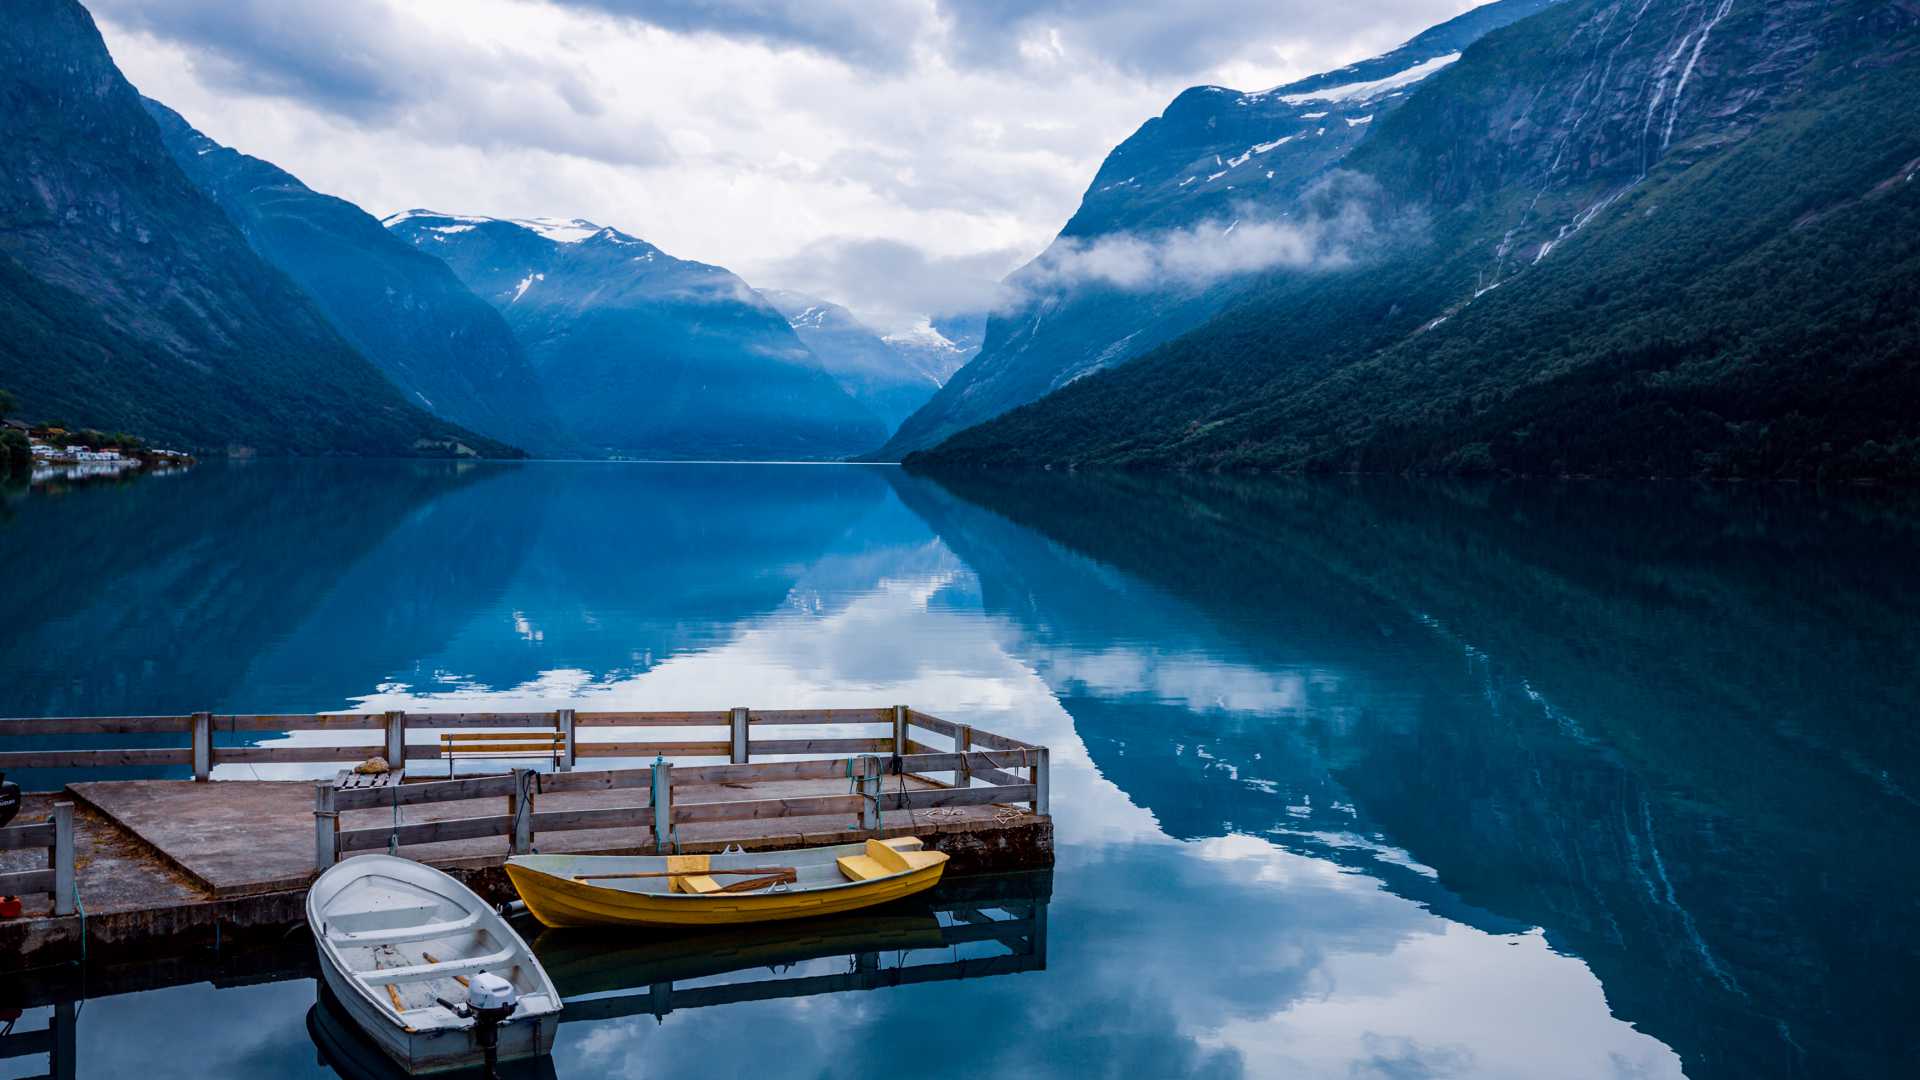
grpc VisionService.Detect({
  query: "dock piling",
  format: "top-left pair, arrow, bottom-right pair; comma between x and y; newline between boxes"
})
650,760 -> 672,853
383,711 -> 407,770
313,782 -> 337,871
729,707 -> 749,764
191,711 -> 212,781
556,709 -> 576,772
50,802 -> 73,916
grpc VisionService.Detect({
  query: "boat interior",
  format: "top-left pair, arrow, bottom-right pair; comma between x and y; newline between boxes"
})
316,869 -> 555,1028
511,837 -> 948,895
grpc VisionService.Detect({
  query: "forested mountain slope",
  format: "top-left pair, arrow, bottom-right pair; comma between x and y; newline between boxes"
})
0,0 -> 512,457
915,0 -> 1920,481
876,0 -> 1563,458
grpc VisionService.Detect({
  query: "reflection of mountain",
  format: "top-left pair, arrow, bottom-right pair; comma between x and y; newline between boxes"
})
248,464 -> 901,701
903,469 -> 1920,1079
0,462 -> 492,718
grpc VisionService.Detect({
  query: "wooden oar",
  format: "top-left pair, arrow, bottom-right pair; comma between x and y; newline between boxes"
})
572,867 -> 796,881
716,872 -> 797,893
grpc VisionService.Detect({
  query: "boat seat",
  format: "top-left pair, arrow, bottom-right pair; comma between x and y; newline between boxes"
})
358,945 -> 516,986
324,900 -> 443,934
838,839 -> 944,881
666,854 -> 722,894
879,837 -> 924,852
327,910 -> 481,946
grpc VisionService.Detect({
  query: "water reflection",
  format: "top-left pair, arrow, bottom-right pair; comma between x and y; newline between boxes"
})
1,463 -> 1915,1076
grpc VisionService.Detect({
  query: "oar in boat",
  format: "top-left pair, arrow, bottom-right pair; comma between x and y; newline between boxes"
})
571,867 -> 799,894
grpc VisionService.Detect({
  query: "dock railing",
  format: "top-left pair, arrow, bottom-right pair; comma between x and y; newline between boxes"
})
0,706 -> 1039,781
0,706 -> 1043,872
0,802 -> 75,916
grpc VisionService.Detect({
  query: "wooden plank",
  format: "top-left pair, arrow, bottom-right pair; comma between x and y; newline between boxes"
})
0,822 -> 56,849
528,805 -> 653,832
439,742 -> 565,755
748,738 -> 890,756
214,745 -> 385,765
880,785 -> 1035,810
576,742 -> 730,758
401,713 -> 560,728
222,713 -> 385,731
539,768 -> 654,795
337,813 -> 513,852
0,868 -> 55,895
573,711 -> 730,728
334,772 -> 518,812
747,708 -> 892,725
672,759 -> 846,785
972,765 -> 1026,788
0,1024 -> 53,1060
0,748 -> 192,769
893,751 -> 1030,775
968,729 -> 1035,751
905,709 -> 959,737
0,715 -> 190,735
669,793 -> 865,825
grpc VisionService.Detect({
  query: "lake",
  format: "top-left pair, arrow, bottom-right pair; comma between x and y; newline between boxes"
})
2,461 -> 1916,1078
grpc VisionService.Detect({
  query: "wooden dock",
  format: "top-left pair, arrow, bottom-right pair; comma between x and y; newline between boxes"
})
0,707 -> 1053,972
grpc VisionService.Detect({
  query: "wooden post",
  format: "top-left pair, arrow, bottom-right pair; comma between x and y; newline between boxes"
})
509,768 -> 534,854
383,710 -> 406,769
954,723 -> 973,790
314,782 -> 337,871
892,704 -> 908,755
50,802 -> 74,917
50,999 -> 76,1080
556,709 -> 576,773
858,755 -> 881,832
650,760 -> 672,853
1033,746 -> 1050,816
191,710 -> 212,781
730,707 -> 749,764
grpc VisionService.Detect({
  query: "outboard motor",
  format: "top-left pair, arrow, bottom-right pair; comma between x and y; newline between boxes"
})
0,773 -> 20,829
466,971 -> 519,1075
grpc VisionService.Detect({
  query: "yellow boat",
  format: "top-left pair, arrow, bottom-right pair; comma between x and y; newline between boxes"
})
503,838 -> 949,929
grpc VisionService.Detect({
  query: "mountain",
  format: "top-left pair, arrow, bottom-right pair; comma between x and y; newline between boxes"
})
876,0 -> 1564,458
759,289 -> 969,431
386,212 -> 886,460
914,0 -> 1920,481
140,99 -> 569,455
0,0 -> 512,458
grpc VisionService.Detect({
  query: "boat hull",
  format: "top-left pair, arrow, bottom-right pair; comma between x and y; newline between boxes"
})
315,957 -> 557,1075
506,857 -> 947,929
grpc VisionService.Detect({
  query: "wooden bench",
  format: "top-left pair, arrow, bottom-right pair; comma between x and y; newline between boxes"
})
438,731 -> 566,776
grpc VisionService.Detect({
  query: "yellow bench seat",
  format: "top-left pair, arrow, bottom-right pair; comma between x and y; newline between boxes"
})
837,839 -> 944,882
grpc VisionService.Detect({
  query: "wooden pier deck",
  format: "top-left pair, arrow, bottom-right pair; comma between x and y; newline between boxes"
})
0,706 -> 1053,972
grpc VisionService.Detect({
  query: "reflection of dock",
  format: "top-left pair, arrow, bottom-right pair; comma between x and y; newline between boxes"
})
549,871 -> 1050,1023
0,1002 -> 75,1080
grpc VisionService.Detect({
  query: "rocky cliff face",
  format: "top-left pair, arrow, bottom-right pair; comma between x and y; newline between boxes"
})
141,99 -> 569,455
388,213 -> 886,460
0,0 -> 510,457
876,0 -> 1563,458
916,0 -> 1920,480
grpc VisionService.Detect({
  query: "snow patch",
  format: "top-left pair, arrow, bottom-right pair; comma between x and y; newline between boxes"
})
1262,54 -> 1460,105
512,217 -> 605,243
1252,135 -> 1294,154
1346,115 -> 1373,127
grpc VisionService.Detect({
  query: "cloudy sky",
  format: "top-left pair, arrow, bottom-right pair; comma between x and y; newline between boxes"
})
94,0 -> 1490,331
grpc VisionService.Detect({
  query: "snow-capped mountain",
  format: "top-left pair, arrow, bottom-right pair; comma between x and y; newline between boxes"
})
0,0 -> 510,457
877,0 -> 1563,458
915,0 -> 1920,478
760,290 -> 980,432
386,212 -> 886,460
142,101 -> 568,455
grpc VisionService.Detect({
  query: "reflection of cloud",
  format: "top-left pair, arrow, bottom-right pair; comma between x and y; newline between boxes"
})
1033,646 -> 1315,714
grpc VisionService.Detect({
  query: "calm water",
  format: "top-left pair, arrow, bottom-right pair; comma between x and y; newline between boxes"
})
2,462 -> 1917,1079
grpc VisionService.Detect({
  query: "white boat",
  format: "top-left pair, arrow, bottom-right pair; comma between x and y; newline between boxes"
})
307,854 -> 562,1075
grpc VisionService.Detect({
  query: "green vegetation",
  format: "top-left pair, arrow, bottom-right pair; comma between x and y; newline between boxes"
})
0,388 -> 28,474
914,3 -> 1920,481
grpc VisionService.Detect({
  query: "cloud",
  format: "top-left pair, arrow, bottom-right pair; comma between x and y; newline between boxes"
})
750,236 -> 1023,332
547,0 -> 936,70
91,0 -> 673,166
1009,172 -> 1407,301
90,0 -> 1483,328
